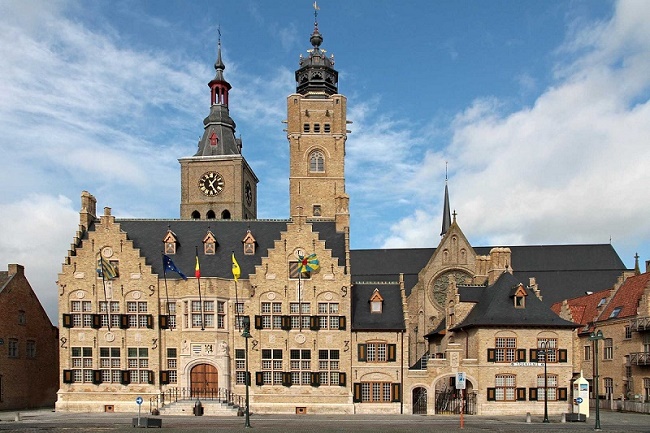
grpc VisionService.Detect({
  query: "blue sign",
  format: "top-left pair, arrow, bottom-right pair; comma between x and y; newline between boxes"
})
575,397 -> 583,404
136,396 -> 143,405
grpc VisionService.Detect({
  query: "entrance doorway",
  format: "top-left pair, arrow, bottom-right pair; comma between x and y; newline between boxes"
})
412,387 -> 427,414
190,364 -> 218,398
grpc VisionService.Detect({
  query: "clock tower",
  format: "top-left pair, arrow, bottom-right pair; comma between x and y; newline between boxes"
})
179,39 -> 258,220
286,15 -> 349,229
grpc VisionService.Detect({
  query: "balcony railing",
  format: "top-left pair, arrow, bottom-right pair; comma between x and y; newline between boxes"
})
628,352 -> 650,366
630,317 -> 650,332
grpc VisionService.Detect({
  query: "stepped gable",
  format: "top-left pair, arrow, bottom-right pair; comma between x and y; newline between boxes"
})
351,282 -> 405,331
450,272 -> 578,330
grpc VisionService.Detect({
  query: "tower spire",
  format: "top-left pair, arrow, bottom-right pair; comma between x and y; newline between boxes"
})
441,164 -> 451,236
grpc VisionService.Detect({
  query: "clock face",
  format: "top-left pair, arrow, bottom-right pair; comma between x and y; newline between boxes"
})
199,172 -> 224,196
245,181 -> 253,206
430,270 -> 472,308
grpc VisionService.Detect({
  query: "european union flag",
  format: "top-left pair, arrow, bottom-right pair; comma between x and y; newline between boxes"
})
163,255 -> 187,280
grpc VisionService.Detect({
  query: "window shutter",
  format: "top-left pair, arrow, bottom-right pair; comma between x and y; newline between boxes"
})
246,372 -> 251,386
558,387 -> 568,401
159,315 -> 169,330
254,315 -> 263,330
353,383 -> 362,402
62,314 -> 73,328
255,372 -> 264,386
487,348 -> 496,362
282,372 -> 292,387
146,315 -> 154,329
530,348 -> 539,362
387,344 -> 397,362
358,344 -> 367,362
120,315 -> 129,329
487,388 -> 496,401
92,314 -> 102,329
148,370 -> 154,384
338,316 -> 346,330
160,371 -> 170,385
529,387 -> 538,401
63,369 -> 73,384
281,315 -> 291,331
391,383 -> 401,402
558,349 -> 568,363
311,372 -> 320,387
92,370 -> 102,385
120,370 -> 130,385
516,388 -> 526,401
516,348 -> 526,362
310,315 -> 320,331
338,372 -> 346,387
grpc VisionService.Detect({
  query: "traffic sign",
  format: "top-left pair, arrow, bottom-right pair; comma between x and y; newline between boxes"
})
575,397 -> 583,404
456,372 -> 466,390
136,396 -> 143,405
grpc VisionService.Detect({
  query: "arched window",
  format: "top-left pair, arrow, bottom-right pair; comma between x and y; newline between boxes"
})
221,210 -> 231,220
191,211 -> 200,220
309,150 -> 325,172
206,210 -> 216,219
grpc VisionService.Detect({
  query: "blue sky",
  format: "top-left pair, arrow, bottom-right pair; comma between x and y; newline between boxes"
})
1,0 -> 649,323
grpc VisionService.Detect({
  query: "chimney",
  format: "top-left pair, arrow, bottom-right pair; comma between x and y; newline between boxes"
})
7,264 -> 24,276
79,191 -> 97,231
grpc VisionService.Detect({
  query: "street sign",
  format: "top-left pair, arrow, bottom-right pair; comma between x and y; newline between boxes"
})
456,372 -> 466,390
575,397 -> 583,404
136,396 -> 143,405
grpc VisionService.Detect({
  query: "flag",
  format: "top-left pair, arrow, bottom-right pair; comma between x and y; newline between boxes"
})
163,255 -> 187,280
298,253 -> 319,274
98,255 -> 118,280
232,253 -> 241,282
195,254 -> 201,279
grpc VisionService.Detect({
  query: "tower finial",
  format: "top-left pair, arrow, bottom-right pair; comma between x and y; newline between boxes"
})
634,252 -> 641,275
313,1 -> 319,22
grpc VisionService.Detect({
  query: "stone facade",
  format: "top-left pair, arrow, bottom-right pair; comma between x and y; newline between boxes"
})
0,264 -> 59,410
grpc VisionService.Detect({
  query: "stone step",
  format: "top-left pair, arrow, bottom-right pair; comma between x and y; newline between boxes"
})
158,400 -> 240,416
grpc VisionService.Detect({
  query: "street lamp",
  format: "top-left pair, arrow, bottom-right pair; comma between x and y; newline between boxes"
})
589,330 -> 605,431
241,316 -> 252,428
539,340 -> 549,423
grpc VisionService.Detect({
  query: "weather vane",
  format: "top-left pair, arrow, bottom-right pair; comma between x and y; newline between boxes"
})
313,1 -> 319,21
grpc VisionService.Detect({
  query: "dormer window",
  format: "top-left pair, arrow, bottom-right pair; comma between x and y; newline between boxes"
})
203,230 -> 218,255
609,306 -> 622,318
163,230 -> 178,255
597,297 -> 607,307
242,229 -> 256,256
369,289 -> 383,314
512,285 -> 527,309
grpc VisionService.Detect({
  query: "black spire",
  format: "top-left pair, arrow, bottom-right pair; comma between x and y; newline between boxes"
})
441,166 -> 451,236
295,4 -> 338,97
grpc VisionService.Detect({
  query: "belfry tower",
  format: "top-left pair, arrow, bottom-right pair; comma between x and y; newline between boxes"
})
179,38 -> 258,220
286,11 -> 349,230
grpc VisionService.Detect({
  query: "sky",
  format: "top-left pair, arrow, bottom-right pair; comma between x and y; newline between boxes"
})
1,0 -> 649,324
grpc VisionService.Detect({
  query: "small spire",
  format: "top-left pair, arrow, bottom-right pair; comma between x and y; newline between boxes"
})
634,252 -> 640,275
440,165 -> 451,236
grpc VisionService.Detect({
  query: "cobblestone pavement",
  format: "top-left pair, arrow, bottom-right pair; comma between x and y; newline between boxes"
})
1,409 -> 649,432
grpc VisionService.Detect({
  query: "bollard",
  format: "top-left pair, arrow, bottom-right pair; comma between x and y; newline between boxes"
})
14,412 -> 21,422
526,412 -> 531,423
561,413 -> 566,423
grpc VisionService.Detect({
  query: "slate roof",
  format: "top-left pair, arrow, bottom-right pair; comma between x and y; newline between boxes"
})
90,219 -> 346,280
351,244 -> 626,306
450,272 -> 578,330
351,282 -> 405,331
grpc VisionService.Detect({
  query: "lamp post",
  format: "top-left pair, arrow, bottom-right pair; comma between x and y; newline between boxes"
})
241,316 -> 252,428
589,330 -> 604,431
540,340 -> 549,423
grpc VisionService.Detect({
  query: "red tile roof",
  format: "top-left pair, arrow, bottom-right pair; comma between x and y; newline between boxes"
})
599,272 -> 650,321
552,289 -> 612,328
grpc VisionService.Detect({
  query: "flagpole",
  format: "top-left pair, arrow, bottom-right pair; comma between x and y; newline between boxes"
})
100,252 -> 111,332
195,247 -> 204,331
298,270 -> 302,332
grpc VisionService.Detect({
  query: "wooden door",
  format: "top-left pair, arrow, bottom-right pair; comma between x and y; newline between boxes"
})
190,364 -> 218,397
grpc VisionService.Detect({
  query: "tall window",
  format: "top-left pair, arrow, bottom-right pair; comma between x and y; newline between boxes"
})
26,340 -> 36,359
234,302 -> 245,330
309,150 -> 325,172
290,302 -> 310,329
290,349 -> 311,385
262,302 -> 282,329
604,377 -> 614,396
100,301 -> 120,328
127,301 -> 148,328
537,373 -> 558,401
128,348 -> 149,384
625,326 -> 632,339
166,302 -> 177,329
71,347 -> 93,383
318,302 -> 340,329
319,350 -> 340,386
235,349 -> 246,385
495,337 -> 516,362
8,339 -> 18,358
361,382 -> 392,403
584,345 -> 591,361
261,349 -> 283,385
191,300 -> 214,328
167,348 -> 177,384
537,338 -> 558,362
495,374 -> 516,401
18,310 -> 26,325
71,300 -> 92,328
367,342 -> 388,362
100,347 -> 121,383
217,301 -> 226,329
604,338 -> 613,360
